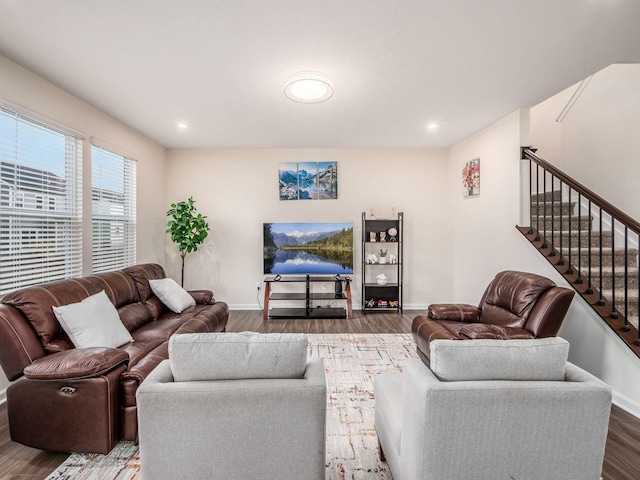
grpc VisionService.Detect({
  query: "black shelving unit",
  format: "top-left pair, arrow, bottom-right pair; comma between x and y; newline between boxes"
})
361,211 -> 403,313
263,274 -> 352,319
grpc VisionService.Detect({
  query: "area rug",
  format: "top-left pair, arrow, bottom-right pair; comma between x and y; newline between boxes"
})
46,333 -> 418,480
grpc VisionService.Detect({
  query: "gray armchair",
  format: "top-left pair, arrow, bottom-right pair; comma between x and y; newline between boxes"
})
374,337 -> 611,480
137,332 -> 326,480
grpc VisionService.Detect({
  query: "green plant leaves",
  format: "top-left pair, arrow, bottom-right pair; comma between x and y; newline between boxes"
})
166,196 -> 210,257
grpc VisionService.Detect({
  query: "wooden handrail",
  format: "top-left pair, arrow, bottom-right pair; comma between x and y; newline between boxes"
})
521,147 -> 640,236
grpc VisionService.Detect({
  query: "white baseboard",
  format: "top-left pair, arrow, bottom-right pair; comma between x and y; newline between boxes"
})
613,391 -> 640,419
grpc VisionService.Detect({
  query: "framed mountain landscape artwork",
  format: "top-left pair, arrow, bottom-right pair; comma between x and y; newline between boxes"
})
279,161 -> 338,200
462,158 -> 480,196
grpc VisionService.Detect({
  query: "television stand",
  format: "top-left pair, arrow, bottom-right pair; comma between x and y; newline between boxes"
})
263,275 -> 352,320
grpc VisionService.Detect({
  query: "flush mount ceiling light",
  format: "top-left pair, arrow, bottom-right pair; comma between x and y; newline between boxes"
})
284,71 -> 334,104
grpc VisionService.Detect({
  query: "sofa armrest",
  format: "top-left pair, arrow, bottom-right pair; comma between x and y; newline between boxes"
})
23,347 -> 129,380
428,304 -> 481,322
188,290 -> 214,305
458,323 -> 535,340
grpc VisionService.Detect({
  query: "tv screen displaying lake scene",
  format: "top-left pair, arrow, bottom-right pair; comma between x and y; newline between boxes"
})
263,222 -> 354,275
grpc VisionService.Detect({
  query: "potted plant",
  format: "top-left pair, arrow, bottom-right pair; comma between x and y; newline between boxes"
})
378,248 -> 388,264
166,197 -> 210,286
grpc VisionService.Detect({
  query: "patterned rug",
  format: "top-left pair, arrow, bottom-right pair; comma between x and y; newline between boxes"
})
46,333 -> 418,480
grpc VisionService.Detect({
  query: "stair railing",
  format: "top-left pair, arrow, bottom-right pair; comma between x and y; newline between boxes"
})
520,147 -> 640,354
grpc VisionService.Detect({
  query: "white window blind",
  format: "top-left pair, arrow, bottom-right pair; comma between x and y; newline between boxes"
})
0,107 -> 83,295
91,144 -> 136,273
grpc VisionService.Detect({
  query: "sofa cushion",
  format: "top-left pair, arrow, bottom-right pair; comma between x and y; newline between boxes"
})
3,277 -> 101,350
458,323 -> 535,340
124,264 -> 167,319
149,278 -> 196,313
429,337 -> 569,382
52,291 -> 134,349
169,332 -> 308,381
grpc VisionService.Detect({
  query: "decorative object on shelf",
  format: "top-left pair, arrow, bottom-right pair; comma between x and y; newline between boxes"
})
377,300 -> 388,308
379,231 -> 386,242
462,157 -> 480,196
367,254 -> 378,264
279,161 -> 338,200
369,231 -> 377,242
166,196 -> 210,287
388,254 -> 397,264
388,227 -> 398,241
376,273 -> 388,285
365,298 -> 376,308
389,300 -> 399,308
378,249 -> 388,264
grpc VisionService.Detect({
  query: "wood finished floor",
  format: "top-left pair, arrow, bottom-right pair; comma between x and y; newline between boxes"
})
0,309 -> 639,480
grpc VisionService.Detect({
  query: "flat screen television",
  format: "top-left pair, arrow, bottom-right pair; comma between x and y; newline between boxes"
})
263,222 -> 354,275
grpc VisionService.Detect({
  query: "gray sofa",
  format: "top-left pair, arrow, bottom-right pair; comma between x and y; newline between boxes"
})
374,337 -> 612,480
137,332 -> 327,480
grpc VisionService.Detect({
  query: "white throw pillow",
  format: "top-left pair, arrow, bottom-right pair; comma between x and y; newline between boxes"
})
149,277 -> 196,313
52,290 -> 133,348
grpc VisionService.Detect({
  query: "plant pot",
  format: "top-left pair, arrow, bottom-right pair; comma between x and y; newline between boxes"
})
379,257 -> 387,264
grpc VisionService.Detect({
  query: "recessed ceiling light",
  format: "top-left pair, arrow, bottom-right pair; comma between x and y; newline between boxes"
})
426,122 -> 439,131
284,71 -> 334,104
177,123 -> 189,130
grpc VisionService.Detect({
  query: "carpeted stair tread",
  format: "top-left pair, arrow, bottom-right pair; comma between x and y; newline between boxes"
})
531,190 -> 563,202
555,247 -> 638,267
537,230 -> 614,248
530,201 -> 575,216
532,215 -> 592,231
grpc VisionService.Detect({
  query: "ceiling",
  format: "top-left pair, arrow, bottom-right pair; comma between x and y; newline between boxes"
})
1,0 -> 639,149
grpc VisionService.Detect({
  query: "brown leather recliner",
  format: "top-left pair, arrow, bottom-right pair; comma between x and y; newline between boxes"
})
412,270 -> 575,366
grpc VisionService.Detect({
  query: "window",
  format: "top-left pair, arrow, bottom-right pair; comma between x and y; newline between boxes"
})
91,144 -> 136,273
0,107 -> 83,295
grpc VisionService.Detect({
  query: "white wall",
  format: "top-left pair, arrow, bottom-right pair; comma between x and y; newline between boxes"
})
531,64 -> 640,220
448,111 -> 529,300
165,148 -> 452,309
0,55 -> 167,397
450,109 -> 640,415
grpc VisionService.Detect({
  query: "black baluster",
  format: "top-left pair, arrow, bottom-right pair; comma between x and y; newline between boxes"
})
597,208 -> 605,306
557,183 -> 565,265
586,201 -> 593,294
541,171 -> 548,249
528,159 -> 533,234
622,227 -> 630,332
610,216 -> 618,318
575,193 -> 583,284
637,250 -> 640,345
566,186 -> 573,274
549,176 -> 556,256
534,164 -> 540,241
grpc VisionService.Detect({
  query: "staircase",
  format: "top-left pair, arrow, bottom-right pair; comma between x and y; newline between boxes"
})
519,148 -> 640,359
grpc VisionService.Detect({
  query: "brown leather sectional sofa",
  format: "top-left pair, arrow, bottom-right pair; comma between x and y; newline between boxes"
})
0,263 -> 228,454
